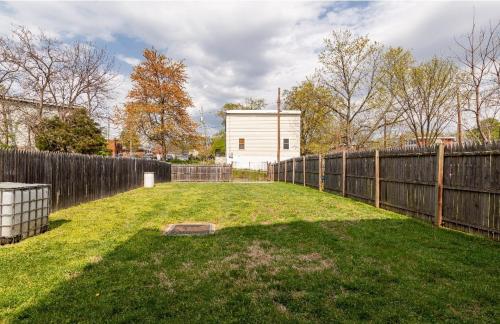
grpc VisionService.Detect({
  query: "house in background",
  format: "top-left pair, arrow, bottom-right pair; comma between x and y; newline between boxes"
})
0,96 -> 74,149
225,110 -> 300,170
405,136 -> 456,147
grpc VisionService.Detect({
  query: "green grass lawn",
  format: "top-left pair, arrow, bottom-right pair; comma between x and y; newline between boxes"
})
0,183 -> 498,323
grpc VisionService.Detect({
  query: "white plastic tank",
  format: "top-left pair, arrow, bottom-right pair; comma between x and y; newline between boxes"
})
0,182 -> 50,244
144,172 -> 155,188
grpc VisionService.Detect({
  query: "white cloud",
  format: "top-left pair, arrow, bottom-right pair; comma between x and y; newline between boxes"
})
0,1 -> 499,134
116,54 -> 141,66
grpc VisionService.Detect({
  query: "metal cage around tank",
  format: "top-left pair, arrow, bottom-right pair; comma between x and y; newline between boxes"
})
0,183 -> 51,244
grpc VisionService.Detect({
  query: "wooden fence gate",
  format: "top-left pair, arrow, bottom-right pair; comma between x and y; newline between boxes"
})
171,164 -> 232,182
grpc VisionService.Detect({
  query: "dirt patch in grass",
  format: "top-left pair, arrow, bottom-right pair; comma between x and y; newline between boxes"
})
205,240 -> 336,280
245,240 -> 281,270
155,271 -> 174,291
151,252 -> 164,265
65,271 -> 81,280
275,302 -> 288,314
295,252 -> 336,273
89,255 -> 103,264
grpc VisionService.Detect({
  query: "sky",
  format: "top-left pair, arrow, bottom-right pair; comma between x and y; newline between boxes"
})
1,1 -> 500,136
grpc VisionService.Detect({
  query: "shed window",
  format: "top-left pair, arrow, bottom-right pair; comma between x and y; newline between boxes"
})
283,138 -> 289,150
239,138 -> 245,150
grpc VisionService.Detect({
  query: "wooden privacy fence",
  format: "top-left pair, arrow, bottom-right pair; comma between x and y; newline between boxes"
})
171,164 -> 232,182
0,149 -> 171,211
270,143 -> 500,240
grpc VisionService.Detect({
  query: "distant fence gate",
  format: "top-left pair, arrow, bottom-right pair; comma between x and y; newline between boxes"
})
270,143 -> 500,240
171,164 -> 232,182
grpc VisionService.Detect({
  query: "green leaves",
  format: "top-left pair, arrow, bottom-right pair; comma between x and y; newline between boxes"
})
284,80 -> 337,154
217,97 -> 266,126
35,109 -> 108,155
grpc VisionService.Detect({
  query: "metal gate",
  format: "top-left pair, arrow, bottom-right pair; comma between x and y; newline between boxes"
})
171,164 -> 232,182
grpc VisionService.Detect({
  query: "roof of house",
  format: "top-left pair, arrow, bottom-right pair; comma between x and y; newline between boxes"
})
225,109 -> 301,115
0,96 -> 83,110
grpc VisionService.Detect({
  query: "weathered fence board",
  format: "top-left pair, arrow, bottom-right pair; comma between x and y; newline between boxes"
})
346,151 -> 375,203
286,160 -> 293,182
273,163 -> 278,181
441,146 -> 500,238
171,164 -> 232,182
305,155 -> 319,188
0,149 -> 171,211
272,143 -> 500,239
277,161 -> 286,182
380,149 -> 436,222
324,153 -> 342,193
294,157 -> 304,185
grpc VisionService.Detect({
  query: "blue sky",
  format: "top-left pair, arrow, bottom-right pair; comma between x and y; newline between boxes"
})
1,1 -> 499,136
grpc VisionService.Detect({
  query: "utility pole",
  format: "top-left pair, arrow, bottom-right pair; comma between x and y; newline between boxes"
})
199,106 -> 209,151
277,87 -> 281,163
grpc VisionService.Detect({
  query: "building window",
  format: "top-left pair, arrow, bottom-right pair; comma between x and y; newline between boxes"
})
283,138 -> 289,150
239,138 -> 245,150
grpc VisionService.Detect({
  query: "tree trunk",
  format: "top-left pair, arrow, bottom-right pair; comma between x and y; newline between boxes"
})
383,116 -> 387,149
475,87 -> 487,143
457,91 -> 462,145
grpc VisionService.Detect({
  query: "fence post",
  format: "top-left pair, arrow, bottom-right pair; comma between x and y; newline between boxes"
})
342,150 -> 347,197
292,158 -> 295,184
374,150 -> 380,208
303,156 -> 306,186
284,160 -> 287,183
277,161 -> 280,182
319,154 -> 323,191
434,143 -> 445,227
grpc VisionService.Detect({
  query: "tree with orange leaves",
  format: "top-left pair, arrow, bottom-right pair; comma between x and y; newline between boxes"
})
123,49 -> 199,156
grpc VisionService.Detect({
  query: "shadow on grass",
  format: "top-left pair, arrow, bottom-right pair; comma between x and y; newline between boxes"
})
14,219 -> 500,323
48,219 -> 71,231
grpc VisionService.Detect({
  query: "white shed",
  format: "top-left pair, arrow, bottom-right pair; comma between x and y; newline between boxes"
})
225,110 -> 301,170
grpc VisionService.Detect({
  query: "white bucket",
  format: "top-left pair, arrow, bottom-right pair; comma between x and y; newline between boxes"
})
144,172 -> 155,188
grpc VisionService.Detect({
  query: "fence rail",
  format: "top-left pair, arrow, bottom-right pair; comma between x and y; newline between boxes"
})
171,164 -> 232,182
270,143 -> 500,240
0,149 -> 171,211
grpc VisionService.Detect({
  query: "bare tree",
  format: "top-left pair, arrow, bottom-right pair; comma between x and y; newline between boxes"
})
8,27 -> 62,118
1,27 -> 63,146
0,37 -> 20,146
388,51 -> 457,147
455,17 -> 500,143
47,41 -> 116,119
0,26 -> 116,147
318,30 -> 387,148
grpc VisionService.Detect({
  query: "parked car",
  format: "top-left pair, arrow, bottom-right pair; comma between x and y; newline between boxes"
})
178,153 -> 189,161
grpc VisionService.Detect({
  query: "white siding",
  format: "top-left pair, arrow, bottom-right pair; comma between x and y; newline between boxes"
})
225,111 -> 300,169
0,99 -> 61,149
